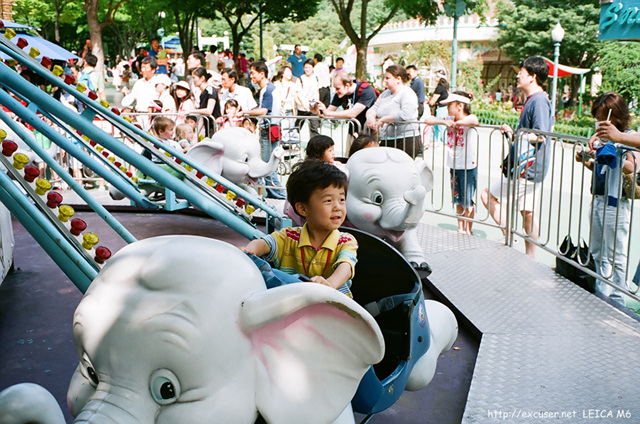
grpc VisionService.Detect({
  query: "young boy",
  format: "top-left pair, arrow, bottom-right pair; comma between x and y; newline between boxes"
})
243,159 -> 358,296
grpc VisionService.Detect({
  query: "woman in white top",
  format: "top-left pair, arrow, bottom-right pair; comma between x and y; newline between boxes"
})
366,65 -> 421,158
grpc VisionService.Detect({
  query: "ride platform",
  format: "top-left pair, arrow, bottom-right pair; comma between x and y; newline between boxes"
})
2,198 -> 638,423
417,223 -> 640,422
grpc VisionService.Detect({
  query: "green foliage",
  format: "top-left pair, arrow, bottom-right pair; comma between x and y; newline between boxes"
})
399,41 -> 451,69
496,0 -> 601,69
13,0 -> 84,48
202,0 -> 321,59
598,42 -> 640,107
457,59 -> 483,100
474,101 -> 594,138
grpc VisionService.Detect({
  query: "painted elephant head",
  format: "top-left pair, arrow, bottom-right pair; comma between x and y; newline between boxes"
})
187,127 -> 284,185
346,147 -> 433,242
66,235 -> 384,424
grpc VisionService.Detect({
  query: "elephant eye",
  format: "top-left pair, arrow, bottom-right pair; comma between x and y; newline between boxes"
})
87,367 -> 99,386
242,154 -> 249,163
371,191 -> 384,205
150,369 -> 181,405
82,353 -> 99,387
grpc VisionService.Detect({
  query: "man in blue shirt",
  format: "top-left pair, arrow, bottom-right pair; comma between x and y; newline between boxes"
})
287,45 -> 306,78
407,65 -> 426,117
481,56 -> 554,257
244,61 -> 286,199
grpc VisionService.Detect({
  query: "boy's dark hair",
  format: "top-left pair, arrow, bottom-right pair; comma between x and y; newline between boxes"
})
348,134 -> 378,157
336,57 -> 344,63
314,53 -> 323,62
452,90 -> 473,115
304,58 -> 315,67
287,159 -> 347,217
141,56 -> 157,69
306,135 -> 335,160
250,60 -> 269,77
209,45 -> 218,53
84,54 -> 97,68
521,56 -> 549,88
406,64 -> 417,71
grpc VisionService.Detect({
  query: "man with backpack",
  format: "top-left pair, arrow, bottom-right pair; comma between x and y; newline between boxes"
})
311,71 -> 378,138
79,54 -> 106,101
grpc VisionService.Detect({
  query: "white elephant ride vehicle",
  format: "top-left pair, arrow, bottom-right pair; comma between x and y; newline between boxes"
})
0,230 -> 457,424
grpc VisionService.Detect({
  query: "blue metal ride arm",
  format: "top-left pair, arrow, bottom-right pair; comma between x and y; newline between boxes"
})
0,37 -> 281,221
0,64 -> 265,241
0,108 -> 138,244
0,89 -> 156,210
0,172 -> 96,291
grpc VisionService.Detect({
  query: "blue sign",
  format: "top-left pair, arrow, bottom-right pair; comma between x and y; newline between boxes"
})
599,0 -> 640,40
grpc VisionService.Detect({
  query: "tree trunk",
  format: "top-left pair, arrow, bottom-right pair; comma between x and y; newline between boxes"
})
54,8 -> 61,43
355,41 -> 368,81
84,0 -> 103,71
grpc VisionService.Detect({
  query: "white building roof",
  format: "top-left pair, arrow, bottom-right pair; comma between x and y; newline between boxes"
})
370,15 -> 500,48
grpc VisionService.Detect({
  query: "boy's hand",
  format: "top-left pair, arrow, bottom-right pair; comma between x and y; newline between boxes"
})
240,246 -> 255,255
310,275 -> 333,288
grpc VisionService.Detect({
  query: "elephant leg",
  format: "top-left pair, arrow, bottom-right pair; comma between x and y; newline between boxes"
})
0,383 -> 66,424
405,300 -> 458,391
392,230 -> 431,272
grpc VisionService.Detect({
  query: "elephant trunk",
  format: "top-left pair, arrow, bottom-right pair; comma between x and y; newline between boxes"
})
73,386 -> 146,424
249,146 -> 283,179
379,188 -> 426,235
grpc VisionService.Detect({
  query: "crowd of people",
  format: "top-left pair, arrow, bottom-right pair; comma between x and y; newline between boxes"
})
5,39 -> 640,308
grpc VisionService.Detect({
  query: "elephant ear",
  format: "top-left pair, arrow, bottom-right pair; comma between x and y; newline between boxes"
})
185,140 -> 225,174
415,159 -> 434,193
239,283 -> 384,424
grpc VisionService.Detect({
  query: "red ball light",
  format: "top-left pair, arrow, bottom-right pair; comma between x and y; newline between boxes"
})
95,246 -> 112,264
70,218 -> 87,236
2,140 -> 18,157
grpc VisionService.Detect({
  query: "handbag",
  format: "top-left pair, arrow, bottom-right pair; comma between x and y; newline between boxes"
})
269,124 -> 281,142
555,235 -> 596,293
622,172 -> 640,199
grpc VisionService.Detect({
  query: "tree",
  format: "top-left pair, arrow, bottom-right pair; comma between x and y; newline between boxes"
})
14,0 -> 84,44
106,0 -> 170,59
496,0 -> 601,102
598,42 -> 640,107
206,0 -> 321,63
328,0 -> 486,80
83,0 -> 129,85
164,0 -> 200,56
